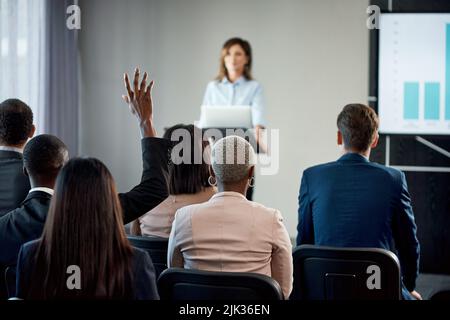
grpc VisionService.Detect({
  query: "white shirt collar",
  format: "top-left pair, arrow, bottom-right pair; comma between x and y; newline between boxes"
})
211,191 -> 247,200
0,146 -> 23,153
29,187 -> 54,196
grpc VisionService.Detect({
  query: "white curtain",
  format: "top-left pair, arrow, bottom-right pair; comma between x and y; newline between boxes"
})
0,0 -> 79,155
0,0 -> 47,133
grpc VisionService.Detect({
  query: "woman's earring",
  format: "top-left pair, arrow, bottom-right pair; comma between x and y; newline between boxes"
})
208,176 -> 217,187
248,177 -> 255,187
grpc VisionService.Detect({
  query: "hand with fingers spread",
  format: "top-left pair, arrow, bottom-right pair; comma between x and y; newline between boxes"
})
122,68 -> 157,138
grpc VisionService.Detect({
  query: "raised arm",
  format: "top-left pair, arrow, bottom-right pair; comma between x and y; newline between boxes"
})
119,68 -> 171,224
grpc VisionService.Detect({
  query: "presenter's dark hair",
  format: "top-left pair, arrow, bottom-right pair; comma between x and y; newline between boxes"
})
27,157 -> 134,299
216,37 -> 253,81
164,124 -> 210,195
337,104 -> 379,152
0,98 -> 33,145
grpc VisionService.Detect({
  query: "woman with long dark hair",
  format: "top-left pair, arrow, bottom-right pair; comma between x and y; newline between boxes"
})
15,158 -> 159,299
132,124 -> 215,237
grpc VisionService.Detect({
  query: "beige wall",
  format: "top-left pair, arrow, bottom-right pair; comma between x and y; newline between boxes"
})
79,0 -> 369,237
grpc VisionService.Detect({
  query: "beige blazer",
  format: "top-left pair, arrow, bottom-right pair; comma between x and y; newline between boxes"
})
139,187 -> 216,238
167,191 -> 293,299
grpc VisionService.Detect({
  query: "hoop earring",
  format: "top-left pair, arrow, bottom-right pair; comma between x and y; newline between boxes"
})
208,176 -> 217,187
248,177 -> 255,188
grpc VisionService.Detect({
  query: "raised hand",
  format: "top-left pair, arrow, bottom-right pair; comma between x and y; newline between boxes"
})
122,68 -> 157,138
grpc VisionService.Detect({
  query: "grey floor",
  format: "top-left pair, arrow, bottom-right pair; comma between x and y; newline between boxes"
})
415,273 -> 450,300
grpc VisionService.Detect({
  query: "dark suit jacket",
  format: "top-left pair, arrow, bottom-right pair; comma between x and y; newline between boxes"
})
119,137 -> 170,224
0,191 -> 51,266
0,150 -> 30,216
0,137 -> 170,267
16,239 -> 160,299
297,153 -> 420,292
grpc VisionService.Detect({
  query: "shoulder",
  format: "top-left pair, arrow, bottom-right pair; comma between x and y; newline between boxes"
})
18,239 -> 40,261
247,200 -> 284,221
22,238 -> 40,251
302,161 -> 339,177
173,201 -> 205,221
206,80 -> 220,90
244,79 -> 262,90
367,161 -> 404,184
132,247 -> 152,263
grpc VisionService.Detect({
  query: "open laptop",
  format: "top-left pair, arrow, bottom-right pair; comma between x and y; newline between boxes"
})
197,105 -> 253,129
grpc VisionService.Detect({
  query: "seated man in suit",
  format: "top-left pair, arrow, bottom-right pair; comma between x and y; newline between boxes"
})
296,103 -> 421,300
0,99 -> 35,216
0,135 -> 68,267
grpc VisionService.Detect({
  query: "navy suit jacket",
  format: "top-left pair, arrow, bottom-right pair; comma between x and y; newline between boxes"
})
0,191 -> 51,267
0,150 -> 30,216
296,153 -> 420,292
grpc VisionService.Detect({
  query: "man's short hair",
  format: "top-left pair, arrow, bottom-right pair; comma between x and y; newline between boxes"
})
337,104 -> 379,152
23,134 -> 68,179
0,99 -> 34,145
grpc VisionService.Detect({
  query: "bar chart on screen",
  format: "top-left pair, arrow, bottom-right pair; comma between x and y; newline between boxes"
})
378,13 -> 450,135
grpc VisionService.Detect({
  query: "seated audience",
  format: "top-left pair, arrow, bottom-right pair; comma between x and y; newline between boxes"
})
0,68 -> 170,268
132,124 -> 215,237
0,99 -> 35,216
15,69 -> 166,300
168,135 -> 293,299
296,103 -> 421,300
16,157 -> 159,299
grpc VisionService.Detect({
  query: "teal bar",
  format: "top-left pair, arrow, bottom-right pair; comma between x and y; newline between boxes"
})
404,82 -> 419,120
446,24 -> 450,120
424,82 -> 440,120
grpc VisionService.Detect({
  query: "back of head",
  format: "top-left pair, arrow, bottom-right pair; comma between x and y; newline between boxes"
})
29,157 -> 133,299
0,99 -> 34,146
164,124 -> 210,194
211,135 -> 256,183
23,134 -> 68,182
337,104 -> 379,153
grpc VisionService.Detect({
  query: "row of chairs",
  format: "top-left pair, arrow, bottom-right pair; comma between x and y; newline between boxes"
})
5,235 -> 448,300
128,236 -> 402,300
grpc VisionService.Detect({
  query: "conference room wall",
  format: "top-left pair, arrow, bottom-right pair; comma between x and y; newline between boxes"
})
79,0 -> 370,237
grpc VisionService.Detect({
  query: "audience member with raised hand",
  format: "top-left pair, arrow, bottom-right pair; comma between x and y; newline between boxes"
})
296,104 -> 421,300
168,135 -> 293,299
132,124 -> 215,237
16,157 -> 159,299
119,68 -> 172,224
11,70 -> 171,299
0,99 -> 35,216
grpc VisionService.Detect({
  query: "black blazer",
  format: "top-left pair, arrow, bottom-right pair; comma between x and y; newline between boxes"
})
16,239 -> 160,300
119,137 -> 171,224
0,137 -> 170,267
0,150 -> 31,216
0,191 -> 51,266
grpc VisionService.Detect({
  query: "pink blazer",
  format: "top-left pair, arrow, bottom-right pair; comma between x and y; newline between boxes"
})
168,191 -> 293,299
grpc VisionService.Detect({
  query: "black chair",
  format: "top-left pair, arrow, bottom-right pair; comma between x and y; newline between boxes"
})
127,235 -> 168,278
4,266 -> 16,298
430,290 -> 450,300
157,268 -> 284,300
290,245 -> 401,300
